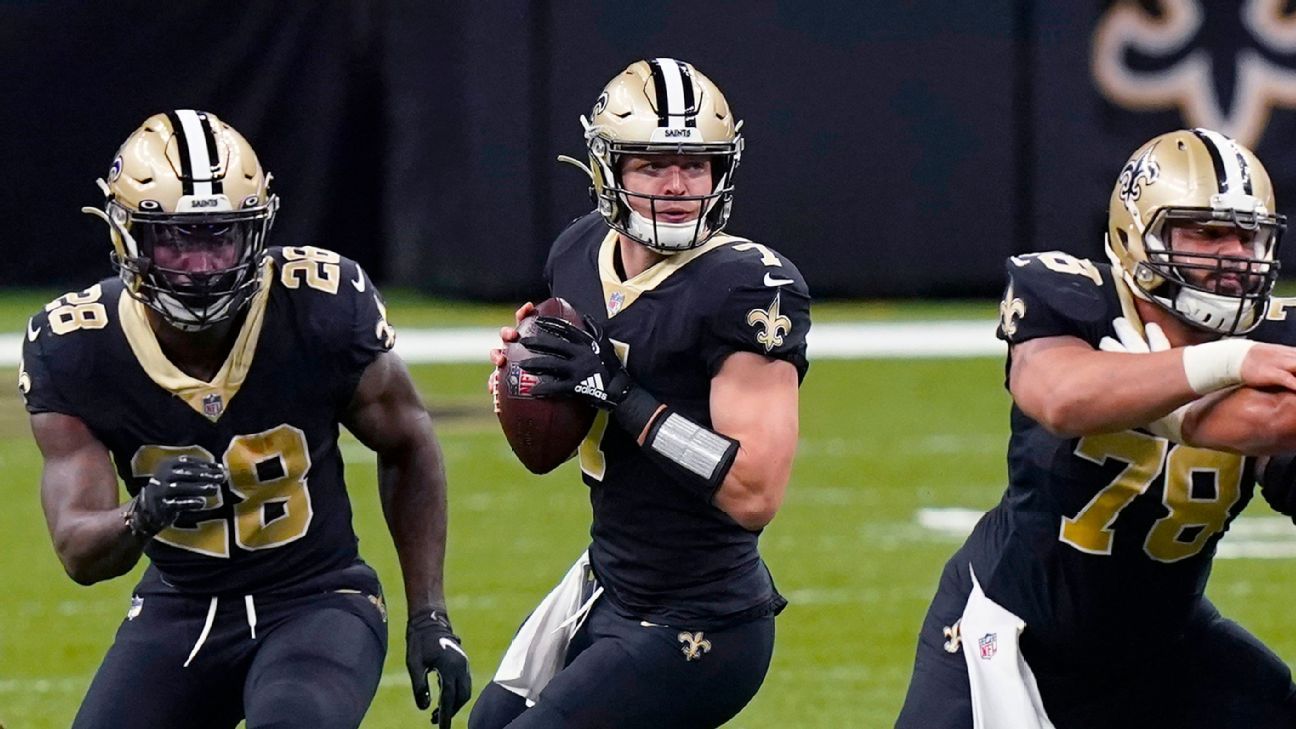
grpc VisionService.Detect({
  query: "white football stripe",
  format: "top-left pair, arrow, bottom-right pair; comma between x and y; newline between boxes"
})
0,320 -> 1009,366
654,57 -> 687,127
175,109 -> 214,197
1197,128 -> 1247,193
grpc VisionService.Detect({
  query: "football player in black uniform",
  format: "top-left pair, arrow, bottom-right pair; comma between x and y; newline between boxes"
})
470,59 -> 811,728
895,129 -> 1296,729
22,111 -> 470,729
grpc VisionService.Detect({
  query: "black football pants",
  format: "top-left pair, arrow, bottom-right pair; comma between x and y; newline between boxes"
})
71,567 -> 388,729
896,557 -> 1296,729
469,597 -> 776,729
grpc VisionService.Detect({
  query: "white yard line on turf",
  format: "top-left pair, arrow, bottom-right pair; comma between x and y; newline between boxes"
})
0,320 -> 1003,367
917,507 -> 1296,560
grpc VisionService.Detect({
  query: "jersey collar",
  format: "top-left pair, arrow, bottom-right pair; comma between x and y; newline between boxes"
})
598,230 -> 741,317
118,258 -> 275,422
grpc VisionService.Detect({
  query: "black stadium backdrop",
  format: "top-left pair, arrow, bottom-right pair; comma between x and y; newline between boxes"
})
5,0 -> 1296,300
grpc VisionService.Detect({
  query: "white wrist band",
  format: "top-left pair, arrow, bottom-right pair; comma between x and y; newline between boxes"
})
1181,339 -> 1255,395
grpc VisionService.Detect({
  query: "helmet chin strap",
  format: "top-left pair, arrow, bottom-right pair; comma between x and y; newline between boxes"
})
625,210 -> 705,252
1173,287 -> 1259,335
153,289 -> 238,332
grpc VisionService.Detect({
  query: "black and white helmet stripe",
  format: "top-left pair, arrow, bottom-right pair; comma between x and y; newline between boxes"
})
1192,127 -> 1253,196
165,109 -> 223,197
648,58 -> 697,128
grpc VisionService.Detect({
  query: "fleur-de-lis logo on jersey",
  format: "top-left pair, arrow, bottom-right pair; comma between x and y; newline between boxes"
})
998,281 -> 1027,340
746,292 -> 792,353
374,296 -> 396,350
17,356 -> 31,402
942,618 -> 963,654
678,631 -> 712,661
1093,0 -> 1296,147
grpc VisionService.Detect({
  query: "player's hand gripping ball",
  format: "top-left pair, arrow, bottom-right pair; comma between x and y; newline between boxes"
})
494,298 -> 597,473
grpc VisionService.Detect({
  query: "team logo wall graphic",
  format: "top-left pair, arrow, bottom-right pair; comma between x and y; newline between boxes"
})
1093,0 -> 1296,147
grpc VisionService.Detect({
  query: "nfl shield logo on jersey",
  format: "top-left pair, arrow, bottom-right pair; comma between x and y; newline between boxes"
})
127,595 -> 144,621
202,393 -> 224,420
607,291 -> 625,316
978,632 -> 997,660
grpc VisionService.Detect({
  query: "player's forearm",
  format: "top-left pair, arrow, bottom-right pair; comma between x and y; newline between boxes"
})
621,402 -> 792,530
377,427 -> 450,614
50,507 -> 146,585
1182,388 -> 1296,455
1013,347 -> 1196,436
712,448 -> 791,531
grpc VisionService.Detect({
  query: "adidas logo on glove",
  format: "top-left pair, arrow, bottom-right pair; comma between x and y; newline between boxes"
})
574,374 -> 609,401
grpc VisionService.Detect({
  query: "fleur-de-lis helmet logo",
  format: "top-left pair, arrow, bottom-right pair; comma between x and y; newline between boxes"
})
1093,0 -> 1296,147
1116,141 -> 1161,230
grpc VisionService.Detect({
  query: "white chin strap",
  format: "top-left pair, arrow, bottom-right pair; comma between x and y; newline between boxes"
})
153,290 -> 237,332
1171,288 -> 1258,334
626,210 -> 706,252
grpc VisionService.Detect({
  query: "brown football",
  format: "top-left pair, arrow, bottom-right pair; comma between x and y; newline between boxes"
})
495,298 -> 598,474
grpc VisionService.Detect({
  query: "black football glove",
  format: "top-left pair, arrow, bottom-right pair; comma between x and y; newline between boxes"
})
124,455 -> 225,538
520,315 -> 633,410
406,610 -> 472,728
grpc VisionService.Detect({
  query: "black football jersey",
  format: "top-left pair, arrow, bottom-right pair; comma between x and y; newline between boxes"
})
20,246 -> 395,594
976,251 -> 1262,660
543,212 -> 811,628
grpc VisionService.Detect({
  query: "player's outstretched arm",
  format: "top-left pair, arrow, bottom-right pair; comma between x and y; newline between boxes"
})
1009,334 -> 1296,438
708,352 -> 799,531
1072,317 -> 1296,451
342,351 -> 471,728
33,412 -> 146,585
1179,387 -> 1296,455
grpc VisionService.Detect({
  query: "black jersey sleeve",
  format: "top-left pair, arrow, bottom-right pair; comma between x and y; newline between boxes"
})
19,309 -> 77,415
17,282 -> 119,418
700,248 -> 811,381
544,212 -> 603,293
1247,297 -> 1296,345
335,258 -> 396,386
271,247 -> 396,402
995,252 -> 1114,346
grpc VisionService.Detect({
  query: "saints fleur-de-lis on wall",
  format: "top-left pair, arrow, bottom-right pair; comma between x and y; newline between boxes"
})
999,281 -> 1026,340
1093,0 -> 1296,147
678,631 -> 712,661
747,292 -> 793,353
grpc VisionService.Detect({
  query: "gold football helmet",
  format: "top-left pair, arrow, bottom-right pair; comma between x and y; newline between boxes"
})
1106,128 -> 1284,335
564,58 -> 743,252
83,110 -> 278,331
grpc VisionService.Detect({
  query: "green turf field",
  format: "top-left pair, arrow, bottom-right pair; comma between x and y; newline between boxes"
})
1,294 -> 1294,727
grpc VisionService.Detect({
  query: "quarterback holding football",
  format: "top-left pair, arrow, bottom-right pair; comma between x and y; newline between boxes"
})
476,58 -> 812,729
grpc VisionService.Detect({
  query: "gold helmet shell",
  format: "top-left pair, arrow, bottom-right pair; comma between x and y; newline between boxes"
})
1106,128 -> 1285,334
84,110 -> 278,331
576,58 -> 743,252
